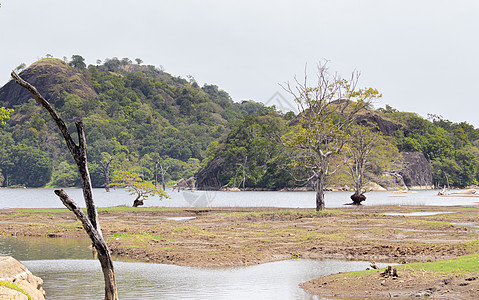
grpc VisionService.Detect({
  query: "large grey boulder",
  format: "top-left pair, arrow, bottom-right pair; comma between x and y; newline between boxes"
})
398,152 -> 434,189
195,157 -> 225,190
356,112 -> 399,136
0,256 -> 45,299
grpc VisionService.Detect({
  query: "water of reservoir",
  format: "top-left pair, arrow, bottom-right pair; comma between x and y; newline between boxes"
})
0,236 -> 392,300
1,188 -> 479,209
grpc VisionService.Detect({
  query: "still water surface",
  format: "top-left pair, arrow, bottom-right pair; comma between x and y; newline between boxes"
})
1,188 -> 479,209
0,236 -> 391,300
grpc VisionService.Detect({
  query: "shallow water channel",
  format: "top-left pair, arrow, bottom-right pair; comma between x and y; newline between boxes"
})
0,236 -> 392,299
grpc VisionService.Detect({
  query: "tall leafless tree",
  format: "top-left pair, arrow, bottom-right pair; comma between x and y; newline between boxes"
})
153,159 -> 169,191
99,155 -> 113,192
11,71 -> 118,300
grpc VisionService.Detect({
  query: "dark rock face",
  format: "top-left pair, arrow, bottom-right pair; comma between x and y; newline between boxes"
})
0,58 -> 97,108
356,112 -> 399,136
398,152 -> 433,188
195,157 -> 225,190
172,177 -> 196,190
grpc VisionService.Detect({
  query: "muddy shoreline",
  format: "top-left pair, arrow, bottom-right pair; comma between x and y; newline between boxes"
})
1,204 -> 479,298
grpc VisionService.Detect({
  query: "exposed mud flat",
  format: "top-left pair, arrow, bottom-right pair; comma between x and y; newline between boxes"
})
1,204 -> 479,298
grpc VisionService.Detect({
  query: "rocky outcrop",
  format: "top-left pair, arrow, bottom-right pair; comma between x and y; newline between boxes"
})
0,256 -> 45,299
379,152 -> 433,190
398,152 -> 433,189
172,177 -> 196,191
0,58 -> 97,108
356,112 -> 399,136
195,157 -> 225,190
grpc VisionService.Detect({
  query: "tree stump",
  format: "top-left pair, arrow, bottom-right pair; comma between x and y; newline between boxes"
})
133,199 -> 144,207
350,192 -> 366,205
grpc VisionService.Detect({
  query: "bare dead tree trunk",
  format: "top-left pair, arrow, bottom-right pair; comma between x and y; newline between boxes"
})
236,156 -> 248,189
154,161 -> 159,187
160,164 -> 168,191
132,194 -> 144,207
315,172 -> 325,211
156,161 -> 169,191
99,156 -> 113,192
11,71 -> 118,300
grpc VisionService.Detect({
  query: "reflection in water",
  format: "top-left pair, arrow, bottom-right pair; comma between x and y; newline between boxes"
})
164,216 -> 196,221
0,236 -> 93,260
0,236 -> 390,300
2,188 -> 479,209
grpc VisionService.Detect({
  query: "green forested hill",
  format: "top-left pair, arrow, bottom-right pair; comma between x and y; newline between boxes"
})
1,56 -> 479,190
199,105 -> 479,190
0,57 -> 263,187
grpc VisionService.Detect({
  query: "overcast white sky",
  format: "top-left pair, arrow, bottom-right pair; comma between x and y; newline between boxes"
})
1,0 -> 479,125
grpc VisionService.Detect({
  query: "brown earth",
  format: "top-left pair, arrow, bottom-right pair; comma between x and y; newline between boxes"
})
301,266 -> 479,299
1,204 -> 479,299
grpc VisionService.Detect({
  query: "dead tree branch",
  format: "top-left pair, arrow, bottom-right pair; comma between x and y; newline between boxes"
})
55,189 -> 117,299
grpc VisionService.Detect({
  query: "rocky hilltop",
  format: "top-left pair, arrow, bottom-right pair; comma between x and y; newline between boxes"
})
0,58 -> 97,107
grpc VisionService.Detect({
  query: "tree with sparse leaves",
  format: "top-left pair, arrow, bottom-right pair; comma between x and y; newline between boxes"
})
342,123 -> 397,204
111,170 -> 168,207
0,107 -> 12,125
281,62 -> 381,211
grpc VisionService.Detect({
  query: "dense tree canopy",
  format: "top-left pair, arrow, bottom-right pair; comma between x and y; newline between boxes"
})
382,109 -> 479,187
0,144 -> 52,187
0,56 -> 264,187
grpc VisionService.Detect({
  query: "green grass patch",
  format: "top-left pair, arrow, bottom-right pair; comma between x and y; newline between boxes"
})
229,209 -> 345,220
0,281 -> 32,299
110,232 -> 167,247
49,222 -> 83,233
331,253 -> 479,280
98,205 -> 167,212
97,205 -> 205,213
15,208 -> 71,214
112,232 -> 164,240
402,254 -> 479,275
459,240 -> 479,252
407,219 -> 452,229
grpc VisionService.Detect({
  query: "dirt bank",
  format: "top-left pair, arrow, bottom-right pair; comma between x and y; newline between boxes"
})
301,263 -> 479,299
